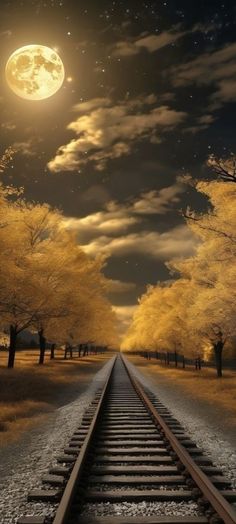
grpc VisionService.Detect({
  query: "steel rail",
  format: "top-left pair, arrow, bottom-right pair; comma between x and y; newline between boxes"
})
122,354 -> 236,524
52,355 -> 117,524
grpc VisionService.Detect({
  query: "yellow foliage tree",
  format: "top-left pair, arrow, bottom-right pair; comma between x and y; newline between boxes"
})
123,158 -> 236,377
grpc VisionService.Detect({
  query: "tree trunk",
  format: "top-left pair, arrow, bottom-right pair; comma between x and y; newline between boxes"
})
214,342 -> 223,378
174,350 -> 178,367
182,355 -> 185,369
38,329 -> 46,365
8,324 -> 18,369
50,343 -> 55,360
167,352 -> 170,365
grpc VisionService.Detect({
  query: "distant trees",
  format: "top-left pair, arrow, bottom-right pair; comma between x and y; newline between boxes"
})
122,155 -> 236,377
0,155 -> 118,368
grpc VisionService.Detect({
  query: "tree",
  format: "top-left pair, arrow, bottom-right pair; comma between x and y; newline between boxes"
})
184,179 -> 236,246
0,202 -> 62,367
29,230 -> 118,363
181,179 -> 236,375
123,173 -> 236,377
121,279 -> 199,363
187,288 -> 228,377
207,153 -> 236,183
0,151 -> 118,367
0,194 -> 117,367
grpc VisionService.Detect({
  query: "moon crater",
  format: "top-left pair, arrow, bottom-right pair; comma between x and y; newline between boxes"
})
5,45 -> 65,100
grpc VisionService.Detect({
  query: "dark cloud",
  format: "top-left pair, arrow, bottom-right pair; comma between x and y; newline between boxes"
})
169,42 -> 236,110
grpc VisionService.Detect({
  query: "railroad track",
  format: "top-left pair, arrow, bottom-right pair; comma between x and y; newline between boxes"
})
18,354 -> 236,524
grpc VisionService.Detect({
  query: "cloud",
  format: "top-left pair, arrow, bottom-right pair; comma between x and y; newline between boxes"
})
107,279 -> 136,293
80,185 -> 111,205
112,23 -> 214,57
210,78 -> 236,109
169,42 -> 236,109
48,95 -> 187,172
61,180 -> 192,263
197,115 -> 215,125
132,177 -> 187,214
62,201 -> 140,240
0,30 -> 12,38
72,97 -> 111,113
62,178 -> 188,243
112,28 -> 186,57
13,138 -> 42,156
112,305 -> 137,334
80,225 -> 196,260
1,122 -> 16,131
183,114 -> 216,134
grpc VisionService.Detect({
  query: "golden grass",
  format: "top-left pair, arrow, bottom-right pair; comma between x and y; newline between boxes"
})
127,355 -> 236,430
0,349 -> 112,447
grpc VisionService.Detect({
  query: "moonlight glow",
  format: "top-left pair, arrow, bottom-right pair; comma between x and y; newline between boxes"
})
5,45 -> 65,100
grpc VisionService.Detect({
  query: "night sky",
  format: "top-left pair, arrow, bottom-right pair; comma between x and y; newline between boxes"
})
1,0 -> 236,333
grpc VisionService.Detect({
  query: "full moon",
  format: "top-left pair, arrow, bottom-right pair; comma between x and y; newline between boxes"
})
5,45 -> 65,100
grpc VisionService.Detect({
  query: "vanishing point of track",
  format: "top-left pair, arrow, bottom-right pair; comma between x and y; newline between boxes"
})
18,354 -> 236,524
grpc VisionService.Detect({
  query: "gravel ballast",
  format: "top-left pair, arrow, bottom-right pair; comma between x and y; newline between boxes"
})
80,501 -> 200,517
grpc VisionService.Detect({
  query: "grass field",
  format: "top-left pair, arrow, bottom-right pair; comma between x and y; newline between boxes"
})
0,349 -> 112,447
126,354 -> 236,431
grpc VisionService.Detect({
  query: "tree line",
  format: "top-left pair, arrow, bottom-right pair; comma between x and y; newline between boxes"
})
0,149 -> 118,368
122,155 -> 236,377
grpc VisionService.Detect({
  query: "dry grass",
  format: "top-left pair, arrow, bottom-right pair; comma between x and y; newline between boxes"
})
0,349 -> 112,447
127,355 -> 236,430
